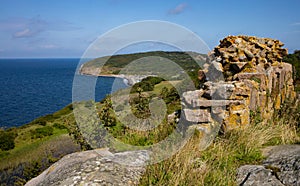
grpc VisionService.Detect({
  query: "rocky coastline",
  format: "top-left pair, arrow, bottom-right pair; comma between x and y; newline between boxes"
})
79,67 -> 149,86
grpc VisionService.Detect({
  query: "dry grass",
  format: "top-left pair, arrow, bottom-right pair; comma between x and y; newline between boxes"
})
139,102 -> 300,186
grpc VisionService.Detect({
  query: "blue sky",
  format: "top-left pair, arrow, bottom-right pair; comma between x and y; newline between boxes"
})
0,0 -> 300,58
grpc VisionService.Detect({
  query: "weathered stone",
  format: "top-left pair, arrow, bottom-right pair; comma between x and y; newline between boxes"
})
235,73 -> 268,91
182,36 -> 295,130
211,82 -> 235,99
26,149 -> 149,186
198,69 -> 206,82
182,90 -> 204,106
230,82 -> 251,100
183,108 -> 211,123
237,145 -> 300,186
196,36 -> 294,129
211,61 -> 223,72
231,62 -> 248,71
223,101 -> 250,129
213,35 -> 289,80
237,165 -> 284,186
183,96 -> 245,108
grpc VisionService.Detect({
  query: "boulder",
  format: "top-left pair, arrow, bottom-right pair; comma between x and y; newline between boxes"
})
26,149 -> 149,186
237,145 -> 300,186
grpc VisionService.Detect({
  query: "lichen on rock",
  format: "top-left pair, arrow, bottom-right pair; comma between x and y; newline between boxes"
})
183,35 -> 296,131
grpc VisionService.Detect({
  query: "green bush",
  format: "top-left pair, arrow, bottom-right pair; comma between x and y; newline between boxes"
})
131,76 -> 164,93
160,86 -> 180,104
34,120 -> 47,126
31,126 -> 54,139
99,97 -> 117,127
53,123 -> 67,129
284,50 -> 300,92
0,131 -> 16,151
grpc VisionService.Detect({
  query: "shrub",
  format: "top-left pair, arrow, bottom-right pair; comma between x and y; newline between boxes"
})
0,131 -> 16,151
34,120 -> 47,126
31,126 -> 54,139
284,50 -> 300,81
160,86 -> 180,104
131,76 -> 165,93
99,97 -> 117,127
53,123 -> 67,130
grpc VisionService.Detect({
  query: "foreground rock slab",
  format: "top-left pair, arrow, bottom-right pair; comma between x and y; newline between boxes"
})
26,149 -> 149,186
237,145 -> 300,186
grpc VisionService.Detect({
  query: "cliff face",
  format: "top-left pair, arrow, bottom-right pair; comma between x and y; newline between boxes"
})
183,35 -> 296,130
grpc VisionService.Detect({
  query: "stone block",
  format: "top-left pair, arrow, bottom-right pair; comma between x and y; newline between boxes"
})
183,108 -> 211,123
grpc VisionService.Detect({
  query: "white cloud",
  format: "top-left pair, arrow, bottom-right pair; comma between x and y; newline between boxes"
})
291,22 -> 300,26
168,3 -> 188,15
39,44 -> 60,49
0,16 -> 81,39
13,28 -> 41,38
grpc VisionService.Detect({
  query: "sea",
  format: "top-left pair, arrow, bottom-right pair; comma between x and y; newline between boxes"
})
0,58 -> 127,128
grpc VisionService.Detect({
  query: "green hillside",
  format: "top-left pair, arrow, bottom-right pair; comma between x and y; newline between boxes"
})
80,51 -> 207,88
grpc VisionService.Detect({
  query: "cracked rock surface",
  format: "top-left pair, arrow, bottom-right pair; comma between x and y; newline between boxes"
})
25,149 -> 149,186
237,145 -> 300,186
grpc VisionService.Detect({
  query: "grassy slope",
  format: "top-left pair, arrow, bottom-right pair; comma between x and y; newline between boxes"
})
87,79 -> 182,150
0,104 -> 81,185
81,51 -> 206,88
0,78 -> 181,185
139,101 -> 300,186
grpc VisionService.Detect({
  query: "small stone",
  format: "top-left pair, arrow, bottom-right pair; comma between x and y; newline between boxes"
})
211,61 -> 223,72
230,62 -> 248,71
84,168 -> 93,173
94,179 -> 103,183
73,176 -> 81,181
244,49 -> 254,59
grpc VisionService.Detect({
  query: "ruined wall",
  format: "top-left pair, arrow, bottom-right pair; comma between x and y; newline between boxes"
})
183,36 -> 296,130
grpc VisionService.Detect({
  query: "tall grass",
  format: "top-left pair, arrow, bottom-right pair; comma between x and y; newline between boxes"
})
139,101 -> 300,186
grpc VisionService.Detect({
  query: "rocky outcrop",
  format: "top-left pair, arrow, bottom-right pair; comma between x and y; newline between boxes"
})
213,36 -> 288,80
237,145 -> 300,186
26,149 -> 149,186
183,36 -> 296,130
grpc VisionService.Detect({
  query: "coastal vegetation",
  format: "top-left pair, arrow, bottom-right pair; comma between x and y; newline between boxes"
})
80,51 -> 207,89
284,50 -> 300,92
139,100 -> 300,185
0,105 -> 82,185
96,76 -> 181,147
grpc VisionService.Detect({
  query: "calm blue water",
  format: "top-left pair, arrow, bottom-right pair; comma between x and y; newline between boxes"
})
0,58 -> 127,128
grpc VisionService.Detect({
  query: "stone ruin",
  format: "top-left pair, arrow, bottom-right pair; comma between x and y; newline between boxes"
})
182,35 -> 296,131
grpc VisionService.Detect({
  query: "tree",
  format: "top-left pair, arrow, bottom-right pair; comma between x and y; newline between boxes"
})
284,50 -> 300,81
166,87 -> 180,103
130,87 -> 151,118
99,96 -> 117,127
160,87 -> 169,99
